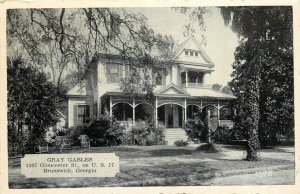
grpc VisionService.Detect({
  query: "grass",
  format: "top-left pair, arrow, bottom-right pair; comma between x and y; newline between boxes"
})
8,144 -> 294,188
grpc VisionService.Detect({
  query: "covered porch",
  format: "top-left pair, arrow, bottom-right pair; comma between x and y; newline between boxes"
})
101,95 -> 233,131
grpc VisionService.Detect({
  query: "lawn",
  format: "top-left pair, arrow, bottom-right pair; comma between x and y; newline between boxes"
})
8,144 -> 294,188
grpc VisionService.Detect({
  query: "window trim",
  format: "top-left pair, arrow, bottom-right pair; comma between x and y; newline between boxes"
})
77,104 -> 90,124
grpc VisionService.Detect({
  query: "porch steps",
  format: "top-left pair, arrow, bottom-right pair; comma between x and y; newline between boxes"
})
165,128 -> 188,145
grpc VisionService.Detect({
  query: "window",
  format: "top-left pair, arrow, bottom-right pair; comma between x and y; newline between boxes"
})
190,51 -> 193,56
185,51 -> 189,55
154,68 -> 166,85
124,65 -> 131,78
106,63 -> 121,83
195,52 -> 199,57
76,105 -> 90,124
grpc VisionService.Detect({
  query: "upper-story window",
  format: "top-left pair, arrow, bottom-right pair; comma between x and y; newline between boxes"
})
154,68 -> 166,85
106,63 -> 122,83
184,50 -> 199,57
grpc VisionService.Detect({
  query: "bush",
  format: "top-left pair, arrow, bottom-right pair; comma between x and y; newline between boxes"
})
67,115 -> 125,147
67,124 -> 89,146
185,119 -> 208,142
212,125 -> 244,144
196,143 -> 218,153
129,122 -> 166,146
174,140 -> 188,146
120,131 -> 135,146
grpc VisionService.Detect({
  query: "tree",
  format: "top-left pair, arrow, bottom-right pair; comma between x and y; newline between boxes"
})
212,83 -> 222,91
221,85 -> 234,95
7,8 -> 175,93
221,6 -> 293,159
177,6 -> 293,160
7,57 -> 65,154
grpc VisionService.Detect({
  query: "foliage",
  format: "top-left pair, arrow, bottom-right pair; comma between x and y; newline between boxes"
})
211,83 -> 223,92
196,143 -> 218,153
185,113 -> 208,142
120,131 -> 135,146
7,57 -> 65,155
179,6 -> 293,160
221,85 -> 234,95
174,140 -> 188,147
220,6 -> 294,160
7,8 -> 175,96
67,124 -> 89,146
130,122 -> 165,146
212,125 -> 245,144
67,115 -> 125,146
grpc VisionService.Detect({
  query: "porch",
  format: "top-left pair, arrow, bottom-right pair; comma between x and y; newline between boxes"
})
102,95 -> 233,131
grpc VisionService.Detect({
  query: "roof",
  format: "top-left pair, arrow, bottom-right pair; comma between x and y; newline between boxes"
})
105,85 -> 235,99
173,35 -> 215,68
179,64 -> 214,72
67,83 -> 87,96
186,87 -> 236,99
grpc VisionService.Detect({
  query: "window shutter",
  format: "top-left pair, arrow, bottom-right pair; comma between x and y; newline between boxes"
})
162,69 -> 166,85
106,64 -> 111,83
86,105 -> 90,119
73,104 -> 78,125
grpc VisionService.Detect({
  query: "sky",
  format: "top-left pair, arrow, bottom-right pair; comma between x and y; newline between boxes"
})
129,7 -> 239,86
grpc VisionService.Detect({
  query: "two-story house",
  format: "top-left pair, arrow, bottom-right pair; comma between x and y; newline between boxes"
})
67,36 -> 236,144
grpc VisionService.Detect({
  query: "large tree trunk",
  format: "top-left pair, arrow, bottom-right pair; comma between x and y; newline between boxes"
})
244,61 -> 261,161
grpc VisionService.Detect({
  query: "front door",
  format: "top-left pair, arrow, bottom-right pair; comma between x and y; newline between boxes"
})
164,104 -> 181,128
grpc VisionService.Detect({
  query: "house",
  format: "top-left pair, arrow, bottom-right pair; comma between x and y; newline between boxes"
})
67,36 -> 236,144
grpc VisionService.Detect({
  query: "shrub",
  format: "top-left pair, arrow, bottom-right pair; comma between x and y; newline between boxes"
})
196,143 -> 218,153
130,122 -> 165,146
67,124 -> 89,146
174,140 -> 188,147
212,125 -> 244,144
185,119 -> 208,142
120,131 -> 135,146
67,115 -> 125,147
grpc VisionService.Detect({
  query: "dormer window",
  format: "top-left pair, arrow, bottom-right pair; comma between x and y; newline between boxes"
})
195,52 -> 199,57
185,51 -> 189,55
190,52 -> 193,56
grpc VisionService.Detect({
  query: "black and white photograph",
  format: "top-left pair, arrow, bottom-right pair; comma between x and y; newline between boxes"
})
3,2 -> 297,191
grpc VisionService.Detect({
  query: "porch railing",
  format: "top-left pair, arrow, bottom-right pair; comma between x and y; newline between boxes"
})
181,83 -> 211,88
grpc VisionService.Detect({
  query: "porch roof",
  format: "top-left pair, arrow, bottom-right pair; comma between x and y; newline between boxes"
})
106,85 -> 236,100
179,64 -> 214,72
185,87 -> 236,99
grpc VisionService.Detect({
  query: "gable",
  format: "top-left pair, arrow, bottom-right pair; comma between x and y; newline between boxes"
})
162,87 -> 185,95
154,84 -> 190,97
173,36 -> 214,67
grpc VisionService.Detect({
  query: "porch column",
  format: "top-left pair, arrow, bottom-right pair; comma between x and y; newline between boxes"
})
184,98 -> 187,122
207,110 -> 211,143
200,99 -> 203,111
182,107 -> 185,126
155,97 -> 158,127
133,98 -> 136,126
217,100 -> 220,126
98,97 -> 101,117
109,96 -> 112,117
185,71 -> 188,87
